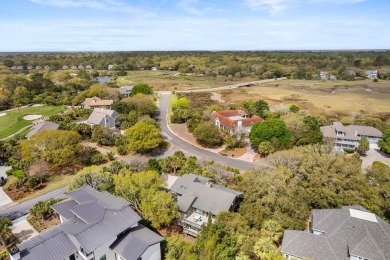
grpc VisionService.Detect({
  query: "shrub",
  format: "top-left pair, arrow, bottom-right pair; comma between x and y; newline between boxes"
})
5,169 -> 13,176
107,152 -> 115,161
117,146 -> 127,155
193,121 -> 223,147
12,170 -> 25,179
91,154 -> 105,164
28,176 -> 39,189
343,148 -> 355,153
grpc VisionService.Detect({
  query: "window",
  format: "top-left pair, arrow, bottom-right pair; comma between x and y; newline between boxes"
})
99,255 -> 106,260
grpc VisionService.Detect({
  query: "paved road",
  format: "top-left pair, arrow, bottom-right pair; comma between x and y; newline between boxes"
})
177,77 -> 286,93
158,93 -> 255,170
0,186 -> 67,219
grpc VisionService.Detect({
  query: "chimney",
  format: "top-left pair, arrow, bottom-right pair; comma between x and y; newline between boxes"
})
237,120 -> 242,128
8,246 -> 21,260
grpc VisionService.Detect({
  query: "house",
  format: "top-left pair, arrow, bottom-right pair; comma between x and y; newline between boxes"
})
163,173 -> 243,237
82,97 -> 114,109
26,121 -> 59,140
319,72 -> 336,80
151,67 -> 158,71
211,110 -> 263,134
281,205 -> 390,260
71,65 -> 78,70
118,86 -> 133,97
44,65 -> 49,69
86,65 -> 92,69
320,122 -> 383,149
27,66 -> 32,70
17,66 -> 24,70
365,70 -> 378,80
35,66 -> 42,70
8,186 -> 164,260
85,108 -> 119,129
63,65 -> 69,70
78,65 -> 84,70
108,65 -> 114,70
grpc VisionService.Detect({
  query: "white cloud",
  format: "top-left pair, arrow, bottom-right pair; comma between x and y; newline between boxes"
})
28,0 -> 143,14
244,0 -> 367,14
178,0 -> 215,15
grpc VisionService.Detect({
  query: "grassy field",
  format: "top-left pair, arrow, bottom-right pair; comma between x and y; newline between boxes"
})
0,105 -> 64,139
219,79 -> 390,121
116,70 -> 259,91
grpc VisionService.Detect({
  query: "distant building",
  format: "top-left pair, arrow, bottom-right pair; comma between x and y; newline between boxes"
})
17,66 -> 24,70
365,70 -> 378,80
44,65 -> 50,69
151,67 -> 158,71
85,65 -> 92,69
319,71 -> 336,80
62,65 -> 69,70
26,66 -> 32,70
118,86 -> 133,97
26,121 -> 59,140
85,108 -> 119,129
281,205 -> 390,260
69,73 -> 78,77
163,173 -> 243,237
78,65 -> 84,70
35,65 -> 42,70
320,122 -> 383,149
108,65 -> 114,70
81,96 -> 114,109
70,65 -> 78,69
8,186 -> 164,260
211,110 -> 263,134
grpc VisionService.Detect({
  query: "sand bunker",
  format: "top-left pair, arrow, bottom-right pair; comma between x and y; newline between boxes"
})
32,104 -> 44,107
0,113 -> 6,117
23,115 -> 42,120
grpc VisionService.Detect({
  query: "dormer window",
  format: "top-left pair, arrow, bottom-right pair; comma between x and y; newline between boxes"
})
336,131 -> 345,137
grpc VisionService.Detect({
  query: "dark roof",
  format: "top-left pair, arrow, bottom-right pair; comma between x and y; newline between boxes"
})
177,194 -> 197,212
170,174 -> 243,215
111,224 -> 164,260
51,199 -> 78,220
281,206 -> 390,260
17,186 -> 142,258
86,108 -> 118,126
26,121 -> 59,139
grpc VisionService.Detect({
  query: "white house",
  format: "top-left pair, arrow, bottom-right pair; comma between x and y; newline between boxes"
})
8,186 -> 164,260
320,122 -> 383,149
211,110 -> 263,134
365,70 -> 378,80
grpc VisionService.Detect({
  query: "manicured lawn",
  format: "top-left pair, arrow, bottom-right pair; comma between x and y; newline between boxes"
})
0,105 -> 64,139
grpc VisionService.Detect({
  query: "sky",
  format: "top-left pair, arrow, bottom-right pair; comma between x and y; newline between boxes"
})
0,0 -> 389,51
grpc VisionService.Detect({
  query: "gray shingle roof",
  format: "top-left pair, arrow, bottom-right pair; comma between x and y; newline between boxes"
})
320,122 -> 360,141
170,174 -> 243,215
86,108 -> 118,126
111,224 -> 164,260
177,194 -> 197,212
26,121 -> 59,139
281,206 -> 390,260
347,125 -> 383,138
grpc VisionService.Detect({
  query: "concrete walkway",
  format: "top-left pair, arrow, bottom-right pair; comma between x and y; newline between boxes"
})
11,215 -> 38,243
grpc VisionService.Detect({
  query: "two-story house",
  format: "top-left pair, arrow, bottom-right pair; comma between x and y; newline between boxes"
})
8,186 -> 164,260
320,122 -> 383,150
84,108 -> 119,129
118,86 -> 133,97
163,174 -> 243,237
211,110 -> 263,135
281,205 -> 390,260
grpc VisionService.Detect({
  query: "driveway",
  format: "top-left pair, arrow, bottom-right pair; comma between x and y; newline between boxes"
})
11,215 -> 38,243
0,166 -> 13,209
361,144 -> 390,169
158,93 -> 255,170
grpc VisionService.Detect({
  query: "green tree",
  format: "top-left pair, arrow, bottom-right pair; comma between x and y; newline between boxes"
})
122,94 -> 156,117
249,119 -> 291,150
140,190 -> 179,229
132,83 -> 153,95
253,238 -> 282,260
21,130 -> 82,167
257,141 -> 275,157
0,217 -> 12,246
29,199 -> 63,221
289,104 -> 300,113
254,99 -> 269,118
193,121 -> 222,147
356,137 -> 370,155
378,129 -> 390,154
124,121 -> 163,153
165,234 -> 197,260
241,100 -> 256,117
67,166 -> 113,192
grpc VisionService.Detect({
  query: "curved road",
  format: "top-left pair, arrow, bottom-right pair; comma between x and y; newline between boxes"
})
158,92 -> 255,171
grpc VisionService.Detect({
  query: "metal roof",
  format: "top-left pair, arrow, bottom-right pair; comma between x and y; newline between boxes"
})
170,174 -> 243,215
111,224 -> 164,260
177,194 -> 197,212
281,206 -> 390,260
17,186 -> 143,259
51,199 -> 78,220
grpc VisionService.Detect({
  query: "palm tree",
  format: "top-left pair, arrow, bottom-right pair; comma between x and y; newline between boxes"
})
0,217 -> 12,246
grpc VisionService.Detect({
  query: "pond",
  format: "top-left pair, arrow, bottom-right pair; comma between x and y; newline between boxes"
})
97,76 -> 112,83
